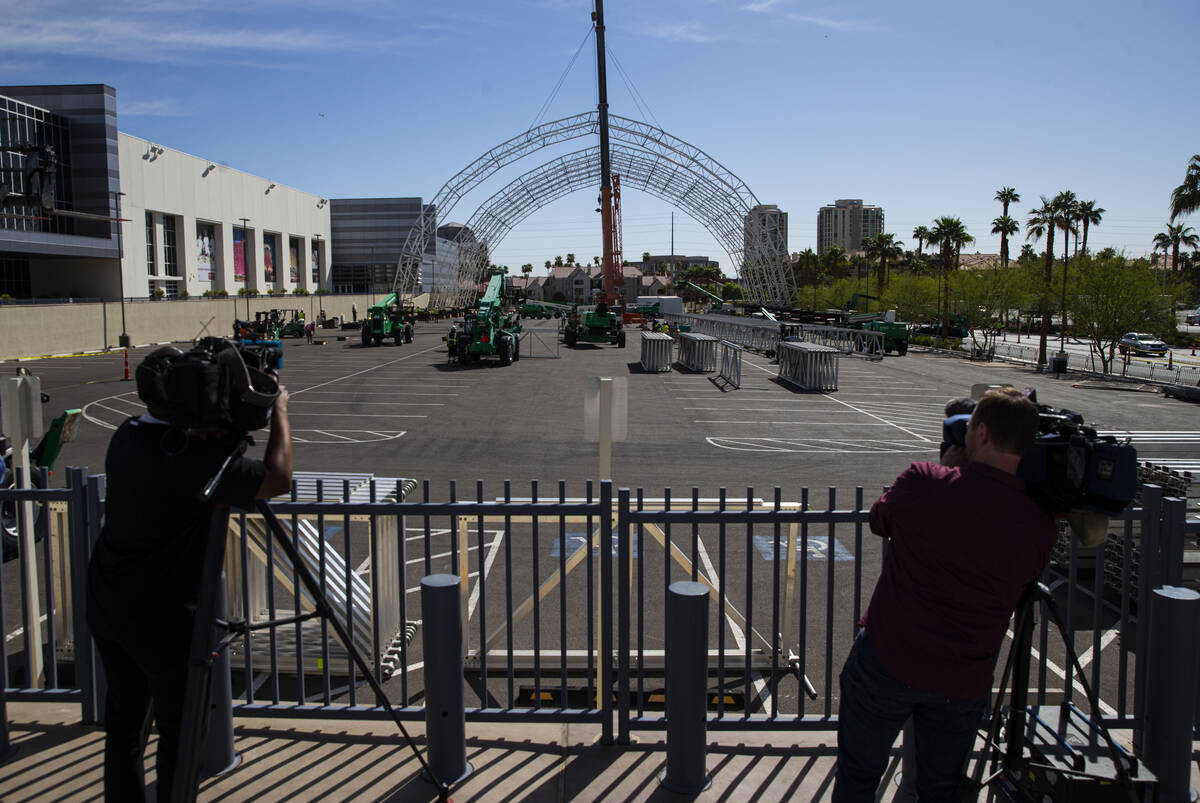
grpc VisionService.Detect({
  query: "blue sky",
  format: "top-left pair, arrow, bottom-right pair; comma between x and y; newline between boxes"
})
3,0 -> 1197,274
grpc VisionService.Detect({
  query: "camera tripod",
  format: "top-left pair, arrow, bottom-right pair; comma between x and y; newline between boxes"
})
170,497 -> 450,802
970,581 -> 1154,802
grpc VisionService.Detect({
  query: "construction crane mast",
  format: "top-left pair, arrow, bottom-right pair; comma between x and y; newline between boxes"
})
592,0 -> 621,307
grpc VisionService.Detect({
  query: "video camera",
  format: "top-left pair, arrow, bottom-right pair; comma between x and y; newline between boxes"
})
136,337 -> 281,433
942,386 -> 1138,521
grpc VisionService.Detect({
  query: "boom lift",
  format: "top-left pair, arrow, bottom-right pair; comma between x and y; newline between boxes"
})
361,293 -> 415,347
683,280 -> 728,313
457,267 -> 522,365
844,294 -> 909,355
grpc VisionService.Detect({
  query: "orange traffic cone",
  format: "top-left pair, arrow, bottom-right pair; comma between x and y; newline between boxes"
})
1168,351 -> 1173,370
122,349 -> 130,381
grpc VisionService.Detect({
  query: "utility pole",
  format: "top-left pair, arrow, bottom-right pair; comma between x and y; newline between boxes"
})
113,191 -> 130,347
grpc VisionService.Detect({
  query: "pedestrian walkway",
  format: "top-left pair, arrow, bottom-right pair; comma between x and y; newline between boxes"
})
1,701 -> 859,801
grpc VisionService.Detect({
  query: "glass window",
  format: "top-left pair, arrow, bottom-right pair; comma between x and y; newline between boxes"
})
145,211 -> 156,274
162,215 -> 178,276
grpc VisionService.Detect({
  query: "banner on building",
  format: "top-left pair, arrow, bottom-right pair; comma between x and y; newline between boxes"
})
233,228 -> 247,282
289,238 -> 300,283
263,233 -> 278,284
195,222 -> 215,282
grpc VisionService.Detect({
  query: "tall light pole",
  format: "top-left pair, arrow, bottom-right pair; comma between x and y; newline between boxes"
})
113,191 -> 130,347
239,217 -> 251,320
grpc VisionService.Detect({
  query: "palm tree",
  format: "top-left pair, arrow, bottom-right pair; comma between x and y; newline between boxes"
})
544,260 -> 552,271
911,225 -> 931,256
991,215 -> 1019,267
995,187 -> 1020,218
926,216 -> 972,338
862,233 -> 903,296
1052,191 -> 1080,348
566,253 -> 576,267
521,263 -> 533,297
1169,154 -> 1200,221
1076,200 -> 1105,255
1154,223 -> 1200,272
1026,196 -> 1057,365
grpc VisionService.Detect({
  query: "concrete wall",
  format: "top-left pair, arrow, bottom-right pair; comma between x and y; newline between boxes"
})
0,294 -> 385,360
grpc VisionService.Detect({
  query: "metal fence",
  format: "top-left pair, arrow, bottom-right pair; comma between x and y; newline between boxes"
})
662,313 -> 886,361
1,472 -> 1196,744
926,338 -> 1200,386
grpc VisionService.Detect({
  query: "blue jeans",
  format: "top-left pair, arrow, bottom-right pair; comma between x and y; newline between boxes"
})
833,629 -> 986,803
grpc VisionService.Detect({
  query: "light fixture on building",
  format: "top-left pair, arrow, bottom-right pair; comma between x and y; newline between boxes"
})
265,183 -> 276,194
317,198 -> 328,208
202,163 -> 216,177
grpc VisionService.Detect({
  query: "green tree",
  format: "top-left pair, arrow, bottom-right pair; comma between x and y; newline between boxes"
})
1153,223 -> 1198,272
520,263 -> 533,298
593,256 -> 600,266
566,253 -> 576,267
544,260 -> 551,270
1077,200 -> 1105,255
880,273 -> 938,323
1169,154 -> 1200,221
554,255 -> 564,267
820,245 -> 848,278
994,187 -> 1021,265
721,281 -> 744,300
1071,253 -> 1182,372
991,215 -> 1020,267
927,216 -> 973,338
641,251 -> 651,263
862,233 -> 903,295
911,225 -> 931,256
1026,196 -> 1057,365
1053,191 -> 1080,344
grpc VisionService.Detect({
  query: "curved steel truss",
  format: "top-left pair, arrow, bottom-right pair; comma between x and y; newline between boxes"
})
396,111 -> 794,308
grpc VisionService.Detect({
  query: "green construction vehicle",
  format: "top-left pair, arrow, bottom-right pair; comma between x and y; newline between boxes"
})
457,267 -> 522,365
563,301 -> 625,348
683,280 -> 729,313
519,302 -> 551,319
842,293 -> 908,355
277,309 -> 307,338
361,293 -> 415,346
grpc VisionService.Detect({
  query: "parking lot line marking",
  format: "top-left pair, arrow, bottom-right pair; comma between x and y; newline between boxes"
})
286,413 -> 428,418
696,420 -> 897,426
291,400 -> 445,406
310,430 -> 355,442
299,391 -> 461,397
290,345 -> 442,396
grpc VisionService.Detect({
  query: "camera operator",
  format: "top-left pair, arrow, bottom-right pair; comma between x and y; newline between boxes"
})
833,387 -> 1057,803
86,345 -> 293,802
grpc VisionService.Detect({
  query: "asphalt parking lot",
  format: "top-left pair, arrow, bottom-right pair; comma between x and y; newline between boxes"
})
4,318 -> 1198,716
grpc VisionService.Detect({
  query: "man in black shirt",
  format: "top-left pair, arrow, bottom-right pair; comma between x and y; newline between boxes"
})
87,346 -> 293,801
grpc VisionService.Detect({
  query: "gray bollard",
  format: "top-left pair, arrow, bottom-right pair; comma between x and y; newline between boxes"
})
1,686 -> 18,763
1143,586 -> 1200,803
421,574 -> 472,786
202,573 -> 241,778
659,581 -> 711,794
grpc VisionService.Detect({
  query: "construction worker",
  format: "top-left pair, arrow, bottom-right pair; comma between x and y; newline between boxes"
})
446,323 -> 459,363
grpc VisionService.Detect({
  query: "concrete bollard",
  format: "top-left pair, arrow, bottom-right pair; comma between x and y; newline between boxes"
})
659,581 -> 711,794
1,686 -> 17,763
202,573 -> 241,778
421,574 -> 472,786
1143,586 -> 1200,803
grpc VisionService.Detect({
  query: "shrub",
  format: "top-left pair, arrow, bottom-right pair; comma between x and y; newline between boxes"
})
314,288 -> 329,295
294,288 -> 309,296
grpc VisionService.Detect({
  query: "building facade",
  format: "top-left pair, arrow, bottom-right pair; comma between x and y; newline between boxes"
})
329,197 -> 432,295
1,85 -> 121,298
817,199 -> 884,255
2,84 -> 333,301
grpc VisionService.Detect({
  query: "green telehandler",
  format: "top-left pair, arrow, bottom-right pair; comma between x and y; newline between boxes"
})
361,294 -> 415,346
457,267 -> 523,365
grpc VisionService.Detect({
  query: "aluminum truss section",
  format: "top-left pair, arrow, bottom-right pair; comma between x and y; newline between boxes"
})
396,111 -> 795,307
661,314 -> 885,361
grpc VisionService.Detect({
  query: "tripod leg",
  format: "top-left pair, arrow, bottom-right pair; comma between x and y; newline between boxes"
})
171,506 -> 232,803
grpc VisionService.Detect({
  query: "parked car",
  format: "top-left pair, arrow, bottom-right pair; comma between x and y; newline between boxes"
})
1118,332 -> 1169,357
1186,307 -> 1200,326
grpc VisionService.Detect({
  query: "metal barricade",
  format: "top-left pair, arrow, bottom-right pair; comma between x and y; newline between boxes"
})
778,341 -> 839,391
717,340 -> 742,389
677,332 -> 719,372
640,331 -> 674,373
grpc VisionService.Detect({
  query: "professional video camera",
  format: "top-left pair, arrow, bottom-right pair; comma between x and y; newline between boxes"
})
136,336 -> 281,433
942,386 -> 1138,542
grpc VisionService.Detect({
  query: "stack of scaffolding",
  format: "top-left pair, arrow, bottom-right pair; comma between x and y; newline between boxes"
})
677,332 -> 718,372
640,331 -> 674,372
778,341 -> 839,391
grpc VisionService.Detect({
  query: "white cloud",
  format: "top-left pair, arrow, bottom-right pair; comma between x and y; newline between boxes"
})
741,0 -> 785,12
785,13 -> 875,33
641,21 -> 725,44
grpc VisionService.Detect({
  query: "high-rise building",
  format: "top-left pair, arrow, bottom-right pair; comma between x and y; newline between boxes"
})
817,199 -> 884,255
743,204 -> 788,264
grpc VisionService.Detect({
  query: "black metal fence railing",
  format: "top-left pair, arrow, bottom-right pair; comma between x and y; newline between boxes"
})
0,473 -> 1195,745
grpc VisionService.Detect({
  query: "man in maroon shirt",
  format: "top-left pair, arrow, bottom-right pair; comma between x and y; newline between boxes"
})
833,387 -> 1057,803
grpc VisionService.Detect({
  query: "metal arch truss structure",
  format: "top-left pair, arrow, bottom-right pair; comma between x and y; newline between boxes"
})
393,111 -> 795,309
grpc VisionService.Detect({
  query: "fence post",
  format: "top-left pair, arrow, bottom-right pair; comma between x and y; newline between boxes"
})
66,468 -> 99,725
600,480 -> 614,745
617,487 -> 631,746
1133,484 -> 1163,751
421,574 -> 471,786
659,581 -> 711,794
202,573 -> 240,778
1142,586 -> 1200,803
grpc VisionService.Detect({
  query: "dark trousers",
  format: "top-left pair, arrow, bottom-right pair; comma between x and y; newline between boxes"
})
94,631 -> 190,802
833,630 -> 986,803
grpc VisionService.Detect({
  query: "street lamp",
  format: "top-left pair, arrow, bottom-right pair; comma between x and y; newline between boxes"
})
239,217 -> 251,320
113,191 -> 130,347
